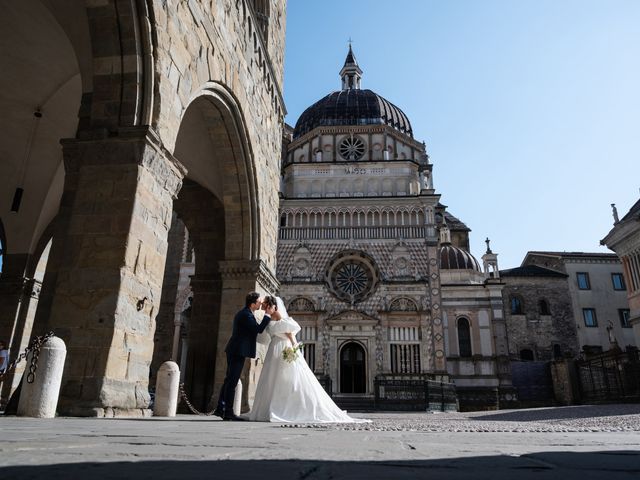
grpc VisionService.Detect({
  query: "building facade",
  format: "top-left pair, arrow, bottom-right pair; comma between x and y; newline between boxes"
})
602,200 -> 640,346
500,265 -> 578,361
277,48 -> 514,411
523,252 -> 634,354
0,0 -> 286,415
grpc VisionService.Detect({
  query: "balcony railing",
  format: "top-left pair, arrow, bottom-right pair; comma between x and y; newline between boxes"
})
279,225 -> 436,240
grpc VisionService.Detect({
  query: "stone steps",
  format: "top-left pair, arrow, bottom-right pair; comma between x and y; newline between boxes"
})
333,395 -> 377,412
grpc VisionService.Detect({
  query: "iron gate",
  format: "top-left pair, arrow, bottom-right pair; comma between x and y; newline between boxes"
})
374,375 -> 458,411
510,361 -> 554,404
577,349 -> 640,402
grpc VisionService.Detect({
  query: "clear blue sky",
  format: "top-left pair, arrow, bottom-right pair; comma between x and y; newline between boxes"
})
283,0 -> 640,269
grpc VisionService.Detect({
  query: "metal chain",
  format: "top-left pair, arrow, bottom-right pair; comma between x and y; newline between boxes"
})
3,336 -> 218,414
178,382 -> 217,416
0,332 -> 55,383
3,337 -> 215,414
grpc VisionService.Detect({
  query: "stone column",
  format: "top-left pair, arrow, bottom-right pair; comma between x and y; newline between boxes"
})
45,128 -> 184,417
214,260 -> 279,412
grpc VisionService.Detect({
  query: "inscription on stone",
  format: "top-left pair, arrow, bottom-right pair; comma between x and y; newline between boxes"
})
344,166 -> 367,174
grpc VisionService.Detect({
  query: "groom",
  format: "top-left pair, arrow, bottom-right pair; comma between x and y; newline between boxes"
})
214,291 -> 275,421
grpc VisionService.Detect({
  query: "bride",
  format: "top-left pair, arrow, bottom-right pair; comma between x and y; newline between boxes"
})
246,295 -> 367,423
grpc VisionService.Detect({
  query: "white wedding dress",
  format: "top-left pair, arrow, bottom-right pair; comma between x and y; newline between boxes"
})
247,298 -> 367,423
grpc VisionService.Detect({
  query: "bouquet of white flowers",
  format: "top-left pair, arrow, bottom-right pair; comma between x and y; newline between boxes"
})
282,343 -> 304,363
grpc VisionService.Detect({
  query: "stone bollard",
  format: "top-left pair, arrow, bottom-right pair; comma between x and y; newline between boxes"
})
17,336 -> 67,418
154,361 -> 180,417
233,380 -> 242,416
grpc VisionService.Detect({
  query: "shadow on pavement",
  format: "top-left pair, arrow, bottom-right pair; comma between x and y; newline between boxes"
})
1,451 -> 639,480
469,404 -> 640,422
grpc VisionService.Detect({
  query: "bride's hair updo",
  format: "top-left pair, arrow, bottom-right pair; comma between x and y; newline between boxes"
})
263,295 -> 278,309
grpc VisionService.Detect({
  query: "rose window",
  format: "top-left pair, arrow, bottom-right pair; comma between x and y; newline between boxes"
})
335,262 -> 368,295
339,136 -> 365,161
326,251 -> 379,304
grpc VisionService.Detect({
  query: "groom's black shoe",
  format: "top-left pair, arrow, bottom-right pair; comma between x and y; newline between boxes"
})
223,414 -> 245,421
212,408 -> 224,419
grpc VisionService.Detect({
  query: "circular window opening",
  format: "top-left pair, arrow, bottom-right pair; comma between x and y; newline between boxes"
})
339,136 -> 365,161
326,251 -> 379,304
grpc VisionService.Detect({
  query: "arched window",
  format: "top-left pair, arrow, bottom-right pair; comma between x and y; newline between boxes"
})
510,296 -> 524,315
539,299 -> 551,315
457,317 -> 472,357
520,349 -> 534,361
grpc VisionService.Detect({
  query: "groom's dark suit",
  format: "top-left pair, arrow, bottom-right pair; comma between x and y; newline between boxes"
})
216,306 -> 271,418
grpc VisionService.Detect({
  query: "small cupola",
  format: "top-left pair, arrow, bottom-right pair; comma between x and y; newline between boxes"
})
339,44 -> 363,90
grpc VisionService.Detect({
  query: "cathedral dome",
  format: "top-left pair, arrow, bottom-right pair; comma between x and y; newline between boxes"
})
292,46 -> 412,139
293,89 -> 413,139
439,244 -> 482,272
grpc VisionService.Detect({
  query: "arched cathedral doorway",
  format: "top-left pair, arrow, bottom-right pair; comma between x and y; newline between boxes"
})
340,342 -> 366,393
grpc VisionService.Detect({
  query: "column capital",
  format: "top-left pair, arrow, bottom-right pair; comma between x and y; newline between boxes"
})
60,126 -> 186,197
218,259 -> 279,293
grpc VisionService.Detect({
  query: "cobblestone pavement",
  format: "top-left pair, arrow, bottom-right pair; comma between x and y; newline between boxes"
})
285,404 -> 640,432
1,404 -> 639,479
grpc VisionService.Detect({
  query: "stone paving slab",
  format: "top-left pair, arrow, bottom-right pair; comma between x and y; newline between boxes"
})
1,405 -> 639,479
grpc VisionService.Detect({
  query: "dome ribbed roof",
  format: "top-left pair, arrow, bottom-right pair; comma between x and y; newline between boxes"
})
293,89 -> 413,139
439,245 -> 482,272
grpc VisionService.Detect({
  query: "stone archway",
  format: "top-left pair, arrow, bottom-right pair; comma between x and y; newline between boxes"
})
170,180 -> 225,410
175,84 -> 262,260
1,1 -> 284,417
158,85 -> 276,411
